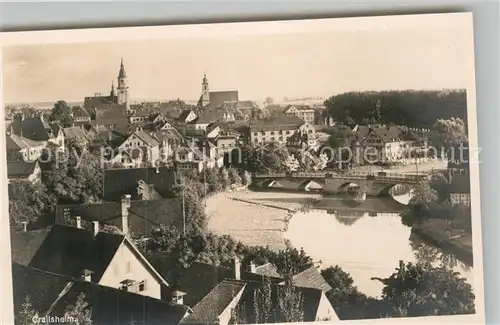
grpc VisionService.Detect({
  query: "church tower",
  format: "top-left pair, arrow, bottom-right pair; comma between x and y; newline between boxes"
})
117,58 -> 129,109
201,74 -> 210,107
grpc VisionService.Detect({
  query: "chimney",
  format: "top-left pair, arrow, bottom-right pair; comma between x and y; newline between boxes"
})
171,290 -> 187,305
249,261 -> 256,274
81,269 -> 93,282
232,257 -> 241,280
93,221 -> 99,236
21,221 -> 27,232
121,194 -> 131,235
76,216 -> 82,229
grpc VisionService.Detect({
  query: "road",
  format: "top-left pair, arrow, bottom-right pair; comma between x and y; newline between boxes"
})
349,158 -> 448,175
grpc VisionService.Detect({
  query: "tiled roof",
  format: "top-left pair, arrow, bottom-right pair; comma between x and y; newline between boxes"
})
372,126 -> 406,143
449,174 -> 470,194
84,95 -> 114,109
55,199 -> 183,237
192,110 -> 223,124
7,161 -> 39,178
209,91 -> 239,108
9,117 -> 53,141
249,114 -> 304,132
134,130 -> 160,146
72,106 -> 90,118
235,279 -> 327,323
10,227 -> 52,266
289,266 -> 332,292
253,263 -> 281,278
12,263 -> 189,325
11,225 -> 168,285
103,166 -> 176,201
148,261 -> 283,307
177,110 -> 195,123
181,280 -> 246,324
95,104 -> 129,132
62,126 -> 90,143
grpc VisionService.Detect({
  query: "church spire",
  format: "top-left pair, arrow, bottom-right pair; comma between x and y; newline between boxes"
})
118,58 -> 127,79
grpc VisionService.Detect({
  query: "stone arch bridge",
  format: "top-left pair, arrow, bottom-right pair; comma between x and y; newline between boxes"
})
252,171 -> 427,196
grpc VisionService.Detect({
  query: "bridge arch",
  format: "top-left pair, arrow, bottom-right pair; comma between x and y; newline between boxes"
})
298,179 -> 324,192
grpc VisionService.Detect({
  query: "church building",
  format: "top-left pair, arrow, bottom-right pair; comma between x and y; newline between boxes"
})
83,58 -> 130,134
84,58 -> 130,111
197,74 -> 239,109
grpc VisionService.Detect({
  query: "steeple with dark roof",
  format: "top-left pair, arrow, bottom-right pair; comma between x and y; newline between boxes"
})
116,58 -> 129,109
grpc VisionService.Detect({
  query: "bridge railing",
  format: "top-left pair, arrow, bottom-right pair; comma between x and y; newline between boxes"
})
253,171 -> 424,182
291,172 -> 326,178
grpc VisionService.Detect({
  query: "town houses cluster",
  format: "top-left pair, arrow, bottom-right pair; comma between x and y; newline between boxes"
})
5,58 -> 471,324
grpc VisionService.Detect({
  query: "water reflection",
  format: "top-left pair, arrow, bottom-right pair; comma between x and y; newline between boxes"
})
284,195 -> 474,298
410,233 -> 472,271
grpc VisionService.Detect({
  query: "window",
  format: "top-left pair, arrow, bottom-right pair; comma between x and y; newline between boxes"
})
126,261 -> 132,274
139,280 -> 147,292
270,132 -> 275,135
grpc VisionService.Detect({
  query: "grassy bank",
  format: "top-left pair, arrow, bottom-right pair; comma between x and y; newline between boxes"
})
412,219 -> 473,266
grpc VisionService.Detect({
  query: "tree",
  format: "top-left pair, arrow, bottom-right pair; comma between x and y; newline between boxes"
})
63,293 -> 93,325
378,260 -> 475,317
284,155 -> 300,172
41,140 -> 103,203
277,277 -> 304,322
327,125 -> 354,149
50,100 -> 73,126
228,167 -> 241,185
264,97 -> 274,106
406,181 -> 439,216
429,118 -> 468,157
253,276 -> 273,324
429,171 -> 449,202
18,295 -> 38,325
312,153 -> 329,171
8,181 -> 56,230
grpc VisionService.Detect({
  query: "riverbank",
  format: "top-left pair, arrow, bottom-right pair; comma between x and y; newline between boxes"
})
412,219 -> 473,266
205,190 -> 321,250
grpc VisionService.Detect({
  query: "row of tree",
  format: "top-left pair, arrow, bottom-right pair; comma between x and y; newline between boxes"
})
324,90 -> 467,128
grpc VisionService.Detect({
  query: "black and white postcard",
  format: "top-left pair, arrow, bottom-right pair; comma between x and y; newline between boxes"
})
0,12 -> 484,325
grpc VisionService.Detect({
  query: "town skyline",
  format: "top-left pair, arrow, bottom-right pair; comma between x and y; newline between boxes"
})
2,18 -> 472,104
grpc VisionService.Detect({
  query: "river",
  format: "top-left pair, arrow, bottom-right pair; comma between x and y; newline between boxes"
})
283,195 -> 475,298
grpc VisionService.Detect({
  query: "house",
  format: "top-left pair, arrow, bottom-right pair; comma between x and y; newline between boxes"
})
12,263 -> 191,325
10,223 -> 169,299
175,146 -> 215,172
55,196 -> 183,238
186,111 -> 222,136
8,116 -> 65,147
129,109 -> 153,124
71,106 -> 91,125
448,174 -> 471,207
285,105 -> 315,124
177,110 -> 198,125
355,126 -> 413,164
115,130 -> 160,167
249,115 -> 307,145
175,259 -> 338,325
103,166 -> 176,201
62,125 -> 92,146
7,160 -> 42,184
94,103 -> 129,135
5,132 -> 47,162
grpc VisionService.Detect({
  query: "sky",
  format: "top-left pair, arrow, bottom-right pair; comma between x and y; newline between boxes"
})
2,16 -> 473,104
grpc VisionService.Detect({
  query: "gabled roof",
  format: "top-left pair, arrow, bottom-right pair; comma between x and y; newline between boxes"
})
177,110 -> 196,123
12,263 -> 189,325
9,117 -> 54,141
10,225 -> 169,286
289,266 -> 332,292
209,91 -> 239,108
72,106 -> 90,118
181,280 -> 246,324
62,126 -> 90,143
133,130 -> 160,147
253,263 -> 281,278
103,166 -> 176,201
55,199 -> 183,237
7,160 -> 39,179
249,114 -> 304,132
